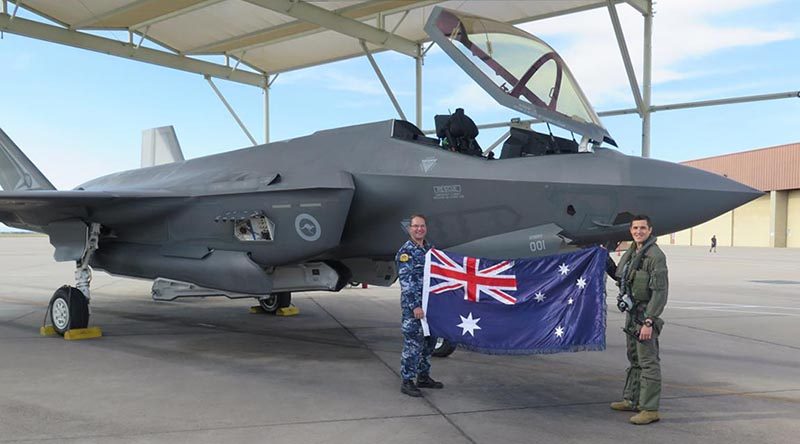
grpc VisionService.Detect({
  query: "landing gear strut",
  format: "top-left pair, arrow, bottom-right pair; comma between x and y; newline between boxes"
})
47,223 -> 100,336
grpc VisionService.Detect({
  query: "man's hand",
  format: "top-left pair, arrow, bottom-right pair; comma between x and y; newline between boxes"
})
638,324 -> 653,341
413,307 -> 425,319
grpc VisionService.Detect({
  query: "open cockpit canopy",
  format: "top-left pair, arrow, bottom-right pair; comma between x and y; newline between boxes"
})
425,7 -> 616,147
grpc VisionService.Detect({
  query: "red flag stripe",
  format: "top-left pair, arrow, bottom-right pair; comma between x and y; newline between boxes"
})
485,288 -> 517,304
430,282 -> 464,294
480,260 -> 512,275
431,248 -> 459,269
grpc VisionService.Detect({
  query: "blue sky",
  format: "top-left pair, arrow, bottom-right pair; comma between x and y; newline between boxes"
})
1,0 -> 799,194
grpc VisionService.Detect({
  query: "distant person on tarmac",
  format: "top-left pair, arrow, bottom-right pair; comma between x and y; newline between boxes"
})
710,235 -> 717,253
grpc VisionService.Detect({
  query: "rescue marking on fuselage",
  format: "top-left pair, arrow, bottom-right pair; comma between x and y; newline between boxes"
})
433,184 -> 463,200
421,158 -> 437,173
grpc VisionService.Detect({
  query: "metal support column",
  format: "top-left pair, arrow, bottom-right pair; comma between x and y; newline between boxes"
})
360,40 -> 407,121
263,76 -> 270,144
205,75 -> 257,146
607,1 -> 644,115
642,2 -> 653,158
415,44 -> 423,129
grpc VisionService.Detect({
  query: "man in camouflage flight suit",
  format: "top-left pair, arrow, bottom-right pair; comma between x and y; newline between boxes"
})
396,214 -> 444,397
611,214 -> 668,425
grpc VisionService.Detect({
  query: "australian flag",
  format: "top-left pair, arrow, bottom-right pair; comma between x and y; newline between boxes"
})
421,246 -> 607,355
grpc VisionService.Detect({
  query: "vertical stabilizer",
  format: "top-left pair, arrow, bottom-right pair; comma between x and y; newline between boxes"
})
141,126 -> 185,167
0,128 -> 56,191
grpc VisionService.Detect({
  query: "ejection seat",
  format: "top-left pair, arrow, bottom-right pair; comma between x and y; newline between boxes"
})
499,127 -> 579,159
434,108 -> 483,157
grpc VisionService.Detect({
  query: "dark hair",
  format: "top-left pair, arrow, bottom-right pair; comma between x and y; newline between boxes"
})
630,214 -> 652,228
409,214 -> 427,223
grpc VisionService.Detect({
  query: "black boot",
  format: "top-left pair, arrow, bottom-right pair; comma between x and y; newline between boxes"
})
417,374 -> 444,389
401,379 -> 422,397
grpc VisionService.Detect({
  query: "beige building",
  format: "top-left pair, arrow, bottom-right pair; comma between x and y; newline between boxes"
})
659,143 -> 800,248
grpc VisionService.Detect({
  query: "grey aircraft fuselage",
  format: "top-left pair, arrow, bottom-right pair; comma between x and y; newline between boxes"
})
19,118 -> 750,296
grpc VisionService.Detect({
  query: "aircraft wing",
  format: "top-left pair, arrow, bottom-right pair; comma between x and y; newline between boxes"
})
0,190 -> 186,231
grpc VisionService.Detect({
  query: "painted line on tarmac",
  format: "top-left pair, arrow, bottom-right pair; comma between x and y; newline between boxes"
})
670,322 -> 800,351
671,300 -> 800,311
670,307 -> 799,317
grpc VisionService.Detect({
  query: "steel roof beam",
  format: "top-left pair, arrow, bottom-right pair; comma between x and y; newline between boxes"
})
72,0 -> 218,30
242,0 -> 419,57
607,1 -> 644,116
624,0 -> 649,15
0,14 -> 266,87
187,0 -> 439,55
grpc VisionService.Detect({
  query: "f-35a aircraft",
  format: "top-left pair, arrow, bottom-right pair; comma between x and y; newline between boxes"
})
0,7 -> 760,335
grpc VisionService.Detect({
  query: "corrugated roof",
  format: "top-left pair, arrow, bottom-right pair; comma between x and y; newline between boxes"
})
9,1 -> 644,79
682,143 -> 800,192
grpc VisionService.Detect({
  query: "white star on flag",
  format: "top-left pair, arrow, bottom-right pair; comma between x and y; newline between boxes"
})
457,312 -> 482,337
568,297 -> 574,305
555,325 -> 565,338
534,291 -> 545,302
576,277 -> 587,289
558,263 -> 570,275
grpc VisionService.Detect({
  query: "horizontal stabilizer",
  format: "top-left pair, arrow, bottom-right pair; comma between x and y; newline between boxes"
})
0,128 -> 56,191
141,126 -> 185,167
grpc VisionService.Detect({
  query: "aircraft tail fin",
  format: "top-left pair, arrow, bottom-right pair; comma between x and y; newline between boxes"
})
0,128 -> 56,191
141,126 -> 185,168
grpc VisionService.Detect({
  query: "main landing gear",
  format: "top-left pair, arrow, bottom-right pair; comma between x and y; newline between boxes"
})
432,337 -> 456,357
257,292 -> 291,313
44,223 -> 102,338
252,292 -> 298,316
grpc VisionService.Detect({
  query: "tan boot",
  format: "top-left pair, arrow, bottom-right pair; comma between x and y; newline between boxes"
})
609,400 -> 637,411
630,410 -> 660,425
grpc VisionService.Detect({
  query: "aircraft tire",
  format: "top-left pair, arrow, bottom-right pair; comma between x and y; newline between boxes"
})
49,285 -> 89,336
258,292 -> 292,314
432,337 -> 456,358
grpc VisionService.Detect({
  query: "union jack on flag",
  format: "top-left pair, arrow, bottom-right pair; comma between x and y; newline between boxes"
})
427,248 -> 518,305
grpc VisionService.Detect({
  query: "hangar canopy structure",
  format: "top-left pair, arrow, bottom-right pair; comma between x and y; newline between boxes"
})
1,0 -> 797,155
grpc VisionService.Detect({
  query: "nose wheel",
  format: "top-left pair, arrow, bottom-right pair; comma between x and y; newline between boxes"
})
41,223 -> 102,339
48,285 -> 90,335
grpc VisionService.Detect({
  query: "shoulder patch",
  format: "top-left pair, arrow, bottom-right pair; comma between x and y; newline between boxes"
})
399,253 -> 410,263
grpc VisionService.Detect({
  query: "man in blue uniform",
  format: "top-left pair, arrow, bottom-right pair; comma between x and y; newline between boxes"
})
396,214 -> 444,397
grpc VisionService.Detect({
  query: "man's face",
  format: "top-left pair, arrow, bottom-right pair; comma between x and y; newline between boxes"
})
630,219 -> 652,245
408,217 -> 427,243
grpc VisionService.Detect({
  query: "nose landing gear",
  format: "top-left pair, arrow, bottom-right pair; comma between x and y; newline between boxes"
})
42,223 -> 103,339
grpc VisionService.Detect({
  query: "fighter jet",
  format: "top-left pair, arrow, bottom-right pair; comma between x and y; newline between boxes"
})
0,7 -> 761,336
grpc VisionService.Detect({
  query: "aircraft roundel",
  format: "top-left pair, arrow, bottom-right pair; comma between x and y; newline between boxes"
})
295,213 -> 321,241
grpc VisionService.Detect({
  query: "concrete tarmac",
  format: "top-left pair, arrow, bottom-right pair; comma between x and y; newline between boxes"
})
1,235 -> 798,443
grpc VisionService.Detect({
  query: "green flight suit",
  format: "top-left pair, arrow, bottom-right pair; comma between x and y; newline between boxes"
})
615,237 -> 668,411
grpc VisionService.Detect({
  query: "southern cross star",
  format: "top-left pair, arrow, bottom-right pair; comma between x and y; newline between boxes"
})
534,291 -> 546,302
558,263 -> 570,275
576,277 -> 587,289
555,325 -> 565,338
457,312 -> 481,337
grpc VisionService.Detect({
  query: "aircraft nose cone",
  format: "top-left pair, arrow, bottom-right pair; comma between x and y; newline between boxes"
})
626,156 -> 763,234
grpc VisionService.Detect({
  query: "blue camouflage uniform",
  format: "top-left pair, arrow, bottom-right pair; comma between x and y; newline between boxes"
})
396,239 -> 435,381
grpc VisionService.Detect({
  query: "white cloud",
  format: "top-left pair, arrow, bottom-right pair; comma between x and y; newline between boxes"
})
434,83 -> 504,116
518,0 -> 796,107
